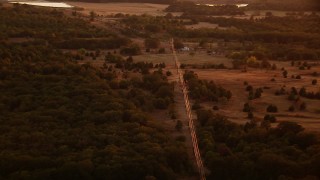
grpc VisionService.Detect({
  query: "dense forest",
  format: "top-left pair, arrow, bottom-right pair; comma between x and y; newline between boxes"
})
1,2 -> 320,180
246,0 -> 320,11
196,110 -> 320,179
0,5 -> 193,179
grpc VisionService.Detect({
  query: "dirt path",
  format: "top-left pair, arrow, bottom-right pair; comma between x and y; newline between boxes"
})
170,39 -> 206,180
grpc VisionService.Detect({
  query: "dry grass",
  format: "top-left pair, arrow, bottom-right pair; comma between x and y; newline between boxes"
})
185,22 -> 219,29
193,62 -> 320,132
66,2 -> 178,16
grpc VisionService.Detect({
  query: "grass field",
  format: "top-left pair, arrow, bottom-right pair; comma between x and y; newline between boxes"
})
193,62 -> 320,132
76,46 -> 320,133
130,50 -> 320,133
66,2 -> 177,16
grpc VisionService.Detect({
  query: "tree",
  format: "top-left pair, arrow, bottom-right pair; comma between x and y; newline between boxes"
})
300,102 -> 307,110
246,56 -> 259,67
288,105 -> 295,112
299,87 -> 307,96
144,38 -> 160,49
264,114 -> 277,123
174,39 -> 184,49
312,79 -> 317,85
254,88 -> 263,99
120,44 -> 141,56
266,11 -> 273,16
282,70 -> 288,78
247,112 -> 254,119
276,121 -> 304,135
158,48 -> 166,54
90,11 -> 96,21
243,103 -> 251,112
267,105 -> 278,113
166,71 -> 172,76
213,106 -> 219,111
246,85 -> 253,91
175,120 -> 183,131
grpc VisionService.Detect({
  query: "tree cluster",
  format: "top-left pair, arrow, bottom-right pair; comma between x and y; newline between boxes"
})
184,71 -> 232,102
196,110 -> 320,179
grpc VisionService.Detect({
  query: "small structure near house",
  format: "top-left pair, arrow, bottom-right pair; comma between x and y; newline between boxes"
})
180,46 -> 190,51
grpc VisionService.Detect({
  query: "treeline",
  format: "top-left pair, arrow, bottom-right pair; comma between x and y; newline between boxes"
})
120,14 -> 184,37
196,110 -> 320,179
166,2 -> 245,16
184,71 -> 232,101
0,4 -> 133,51
246,0 -> 320,11
184,15 -> 320,34
54,37 -> 131,50
170,28 -> 319,44
227,44 -> 320,61
0,6 -> 194,179
0,5 -> 113,40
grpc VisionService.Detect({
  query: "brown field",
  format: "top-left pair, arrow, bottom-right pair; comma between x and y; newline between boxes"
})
72,47 -> 319,134
193,62 -> 320,133
185,22 -> 219,29
137,49 -> 320,133
66,2 -> 180,16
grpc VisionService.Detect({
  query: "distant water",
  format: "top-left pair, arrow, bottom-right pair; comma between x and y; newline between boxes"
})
8,1 -> 73,8
197,4 -> 249,8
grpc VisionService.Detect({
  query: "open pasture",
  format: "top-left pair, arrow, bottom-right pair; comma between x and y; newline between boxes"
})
66,2 -> 174,16
193,61 -> 320,132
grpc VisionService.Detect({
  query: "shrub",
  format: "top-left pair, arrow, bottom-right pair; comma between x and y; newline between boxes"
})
282,70 -> 288,78
246,85 -> 253,91
213,106 -> 219,110
247,112 -> 254,119
243,103 -> 251,112
158,48 -> 166,54
166,71 -> 172,76
312,72 -> 318,76
299,87 -> 307,96
300,102 -> 307,110
264,114 -> 277,123
175,120 -> 183,131
192,101 -> 202,110
175,135 -> 186,142
266,104 -> 278,113
312,79 -> 317,85
288,105 -> 295,112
